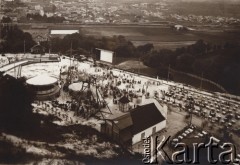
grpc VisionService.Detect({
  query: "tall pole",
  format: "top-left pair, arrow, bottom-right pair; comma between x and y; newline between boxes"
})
138,57 -> 140,74
70,41 -> 72,67
190,100 -> 192,125
68,41 -> 73,83
90,48 -> 93,64
200,72 -> 203,90
14,55 -> 16,78
24,40 -> 25,55
49,38 -> 51,55
189,98 -> 194,126
190,107 -> 192,125
167,64 -> 170,82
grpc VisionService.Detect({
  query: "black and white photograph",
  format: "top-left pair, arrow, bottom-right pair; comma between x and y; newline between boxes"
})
0,0 -> 240,164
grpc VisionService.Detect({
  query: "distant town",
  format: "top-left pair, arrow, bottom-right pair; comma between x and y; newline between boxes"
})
1,0 -> 240,25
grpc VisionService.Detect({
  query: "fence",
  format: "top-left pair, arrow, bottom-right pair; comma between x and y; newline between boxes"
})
169,68 -> 227,93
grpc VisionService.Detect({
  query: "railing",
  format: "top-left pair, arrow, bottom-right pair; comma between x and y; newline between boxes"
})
0,60 -> 29,72
169,68 -> 228,93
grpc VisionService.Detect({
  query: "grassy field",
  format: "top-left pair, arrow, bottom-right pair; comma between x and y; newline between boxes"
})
20,24 -> 240,50
82,26 -> 238,41
81,26 -> 240,50
116,60 -> 160,78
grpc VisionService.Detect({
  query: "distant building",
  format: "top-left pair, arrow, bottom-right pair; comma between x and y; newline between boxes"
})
30,44 -> 46,54
174,25 -> 188,31
33,35 -> 48,43
101,102 -> 167,147
49,29 -> 79,38
4,0 -> 14,2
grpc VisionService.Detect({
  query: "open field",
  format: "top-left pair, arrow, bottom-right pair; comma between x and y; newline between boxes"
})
116,60 -> 159,78
81,26 -> 240,49
19,24 -> 240,50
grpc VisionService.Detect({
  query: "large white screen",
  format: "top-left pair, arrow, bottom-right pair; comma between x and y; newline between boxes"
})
100,50 -> 113,63
50,30 -> 79,34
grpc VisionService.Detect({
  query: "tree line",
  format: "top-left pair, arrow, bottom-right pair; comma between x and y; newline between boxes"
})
1,25 -> 240,95
37,33 -> 240,95
0,24 -> 36,53
0,24 -> 153,56
26,13 -> 65,23
142,40 -> 240,95
40,32 -> 154,58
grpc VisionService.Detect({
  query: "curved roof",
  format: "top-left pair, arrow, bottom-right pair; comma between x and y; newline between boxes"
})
68,82 -> 83,92
26,75 -> 58,86
31,44 -> 46,50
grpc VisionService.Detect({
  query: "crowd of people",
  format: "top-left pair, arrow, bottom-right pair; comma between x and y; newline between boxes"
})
162,85 -> 240,129
0,54 -> 10,68
54,58 -> 240,130
26,56 -> 239,139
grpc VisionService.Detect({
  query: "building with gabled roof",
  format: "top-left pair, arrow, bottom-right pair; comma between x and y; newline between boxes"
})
101,102 -> 167,147
30,44 -> 46,54
33,34 -> 48,43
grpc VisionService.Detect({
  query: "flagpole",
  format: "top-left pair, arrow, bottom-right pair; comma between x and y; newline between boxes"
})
24,40 -> 25,55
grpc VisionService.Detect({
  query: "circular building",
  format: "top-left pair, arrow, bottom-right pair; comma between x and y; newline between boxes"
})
26,75 -> 60,100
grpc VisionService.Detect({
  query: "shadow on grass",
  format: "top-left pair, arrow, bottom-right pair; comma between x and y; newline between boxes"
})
0,113 -> 143,164
0,140 -> 41,164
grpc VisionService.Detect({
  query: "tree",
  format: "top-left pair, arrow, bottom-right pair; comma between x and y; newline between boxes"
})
50,37 -> 62,53
1,25 -> 36,53
0,75 -> 36,130
137,43 -> 154,54
115,42 -> 136,58
176,53 -> 195,72
187,39 -> 207,56
1,16 -> 12,23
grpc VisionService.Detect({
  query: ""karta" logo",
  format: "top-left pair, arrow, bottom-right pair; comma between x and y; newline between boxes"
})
142,136 -> 239,164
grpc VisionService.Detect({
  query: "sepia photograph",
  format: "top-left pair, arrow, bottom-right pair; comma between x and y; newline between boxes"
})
0,0 -> 240,164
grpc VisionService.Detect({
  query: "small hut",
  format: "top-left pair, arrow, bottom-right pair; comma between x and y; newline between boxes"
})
118,95 -> 130,112
31,43 -> 46,54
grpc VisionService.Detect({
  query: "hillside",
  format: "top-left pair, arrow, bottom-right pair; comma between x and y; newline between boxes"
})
0,113 -> 140,164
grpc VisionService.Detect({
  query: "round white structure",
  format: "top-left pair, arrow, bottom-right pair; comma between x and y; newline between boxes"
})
26,75 -> 58,86
26,75 -> 60,100
68,82 -> 83,92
